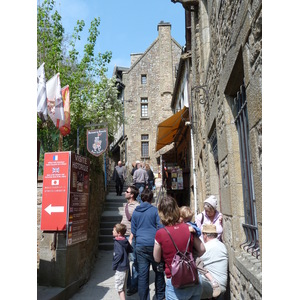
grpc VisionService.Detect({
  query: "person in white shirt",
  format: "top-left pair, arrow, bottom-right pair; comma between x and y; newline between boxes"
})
198,224 -> 228,299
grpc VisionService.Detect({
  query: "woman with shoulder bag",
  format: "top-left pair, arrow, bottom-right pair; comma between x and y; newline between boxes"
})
153,195 -> 206,300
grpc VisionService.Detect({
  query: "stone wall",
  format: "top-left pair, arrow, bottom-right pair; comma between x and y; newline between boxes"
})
189,0 -> 262,299
37,157 -> 106,290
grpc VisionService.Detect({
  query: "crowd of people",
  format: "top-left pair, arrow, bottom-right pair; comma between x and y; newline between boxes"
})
111,160 -> 228,300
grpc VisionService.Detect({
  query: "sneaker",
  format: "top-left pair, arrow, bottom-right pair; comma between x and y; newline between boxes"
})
212,281 -> 221,298
127,288 -> 138,296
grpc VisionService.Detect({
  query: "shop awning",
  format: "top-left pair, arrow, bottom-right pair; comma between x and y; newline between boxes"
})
156,106 -> 189,152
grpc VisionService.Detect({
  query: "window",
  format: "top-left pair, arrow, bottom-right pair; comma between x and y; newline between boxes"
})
141,134 -> 149,157
141,98 -> 148,117
234,81 -> 259,258
141,74 -> 147,84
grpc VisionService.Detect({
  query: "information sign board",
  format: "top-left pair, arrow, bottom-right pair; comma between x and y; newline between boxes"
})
67,153 -> 90,245
41,152 -> 70,231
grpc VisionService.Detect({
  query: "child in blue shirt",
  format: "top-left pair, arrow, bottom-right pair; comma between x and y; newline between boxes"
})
112,223 -> 133,300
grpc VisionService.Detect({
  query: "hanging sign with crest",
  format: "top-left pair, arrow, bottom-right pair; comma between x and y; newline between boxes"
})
86,128 -> 108,157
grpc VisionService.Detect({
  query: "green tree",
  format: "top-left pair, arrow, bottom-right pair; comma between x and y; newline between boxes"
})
37,0 -> 123,173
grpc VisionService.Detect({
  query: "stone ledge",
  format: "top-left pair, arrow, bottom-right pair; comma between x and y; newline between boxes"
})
234,252 -> 262,294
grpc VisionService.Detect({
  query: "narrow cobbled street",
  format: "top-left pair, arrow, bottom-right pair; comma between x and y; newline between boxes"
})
69,190 -> 157,300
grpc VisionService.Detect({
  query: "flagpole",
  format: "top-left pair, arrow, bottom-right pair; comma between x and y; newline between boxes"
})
58,132 -> 63,151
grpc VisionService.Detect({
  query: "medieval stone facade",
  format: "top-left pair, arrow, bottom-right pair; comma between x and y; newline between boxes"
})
119,22 -> 182,175
170,0 -> 262,299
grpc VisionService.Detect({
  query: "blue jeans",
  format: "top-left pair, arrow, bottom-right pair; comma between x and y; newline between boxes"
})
165,272 -> 203,300
125,236 -> 138,291
148,180 -> 154,191
134,183 -> 145,203
136,246 -> 165,300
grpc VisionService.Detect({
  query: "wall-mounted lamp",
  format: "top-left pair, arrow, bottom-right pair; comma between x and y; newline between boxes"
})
192,85 -> 209,104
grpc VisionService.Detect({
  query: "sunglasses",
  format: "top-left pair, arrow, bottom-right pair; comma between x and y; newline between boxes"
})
125,190 -> 131,193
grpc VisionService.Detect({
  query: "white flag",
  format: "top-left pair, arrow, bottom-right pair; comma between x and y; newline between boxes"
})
46,73 -> 65,127
37,63 -> 47,121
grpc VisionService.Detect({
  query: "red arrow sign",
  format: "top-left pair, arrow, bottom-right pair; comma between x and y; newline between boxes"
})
41,152 -> 70,231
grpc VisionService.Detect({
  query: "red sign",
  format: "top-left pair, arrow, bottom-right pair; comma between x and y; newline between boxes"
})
41,152 -> 70,231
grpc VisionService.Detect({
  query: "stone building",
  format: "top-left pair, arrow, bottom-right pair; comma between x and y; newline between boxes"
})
168,0 -> 262,299
110,21 -> 182,177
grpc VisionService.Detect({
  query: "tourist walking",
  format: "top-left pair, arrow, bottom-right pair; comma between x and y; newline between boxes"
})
145,163 -> 155,191
129,189 -> 165,300
112,223 -> 133,300
120,185 -> 140,296
113,161 -> 126,196
153,195 -> 206,300
132,162 -> 148,203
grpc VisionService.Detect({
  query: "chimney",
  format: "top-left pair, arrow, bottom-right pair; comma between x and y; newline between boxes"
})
157,21 -> 173,96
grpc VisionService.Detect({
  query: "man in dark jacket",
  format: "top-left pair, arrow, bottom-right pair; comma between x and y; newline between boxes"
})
112,223 -> 133,299
113,161 -> 126,196
129,189 -> 165,300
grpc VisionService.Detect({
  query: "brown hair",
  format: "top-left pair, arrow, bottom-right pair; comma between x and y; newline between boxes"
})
158,195 -> 180,226
179,206 -> 194,222
114,223 -> 127,236
128,185 -> 139,200
141,188 -> 153,203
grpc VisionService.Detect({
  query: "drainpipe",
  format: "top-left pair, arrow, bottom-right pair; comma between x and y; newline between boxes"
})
187,121 -> 198,215
187,57 -> 198,215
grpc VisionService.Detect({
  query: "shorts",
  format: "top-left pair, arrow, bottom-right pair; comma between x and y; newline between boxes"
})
115,270 -> 128,292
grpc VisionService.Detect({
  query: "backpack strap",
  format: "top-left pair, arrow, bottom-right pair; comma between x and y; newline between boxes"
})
125,203 -> 131,221
163,226 -> 191,253
201,212 -> 204,225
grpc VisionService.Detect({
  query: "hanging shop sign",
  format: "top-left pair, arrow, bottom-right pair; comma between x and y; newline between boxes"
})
86,128 -> 108,157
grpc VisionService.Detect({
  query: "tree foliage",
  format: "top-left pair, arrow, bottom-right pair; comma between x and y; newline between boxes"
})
37,0 -> 123,172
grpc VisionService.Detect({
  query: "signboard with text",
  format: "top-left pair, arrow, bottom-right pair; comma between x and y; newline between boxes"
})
67,153 -> 90,246
41,152 -> 90,246
86,128 -> 108,157
41,152 -> 70,231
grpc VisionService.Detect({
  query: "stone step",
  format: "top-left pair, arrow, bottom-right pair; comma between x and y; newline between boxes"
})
100,211 -> 123,223
100,228 -> 114,235
99,234 -> 114,244
105,202 -> 125,208
100,220 -> 120,228
98,188 -> 128,251
98,242 -> 114,251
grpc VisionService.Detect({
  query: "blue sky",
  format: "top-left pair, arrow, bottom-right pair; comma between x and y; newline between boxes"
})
54,0 -> 186,77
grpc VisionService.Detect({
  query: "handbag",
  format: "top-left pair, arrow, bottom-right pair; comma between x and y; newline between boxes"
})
163,227 -> 199,289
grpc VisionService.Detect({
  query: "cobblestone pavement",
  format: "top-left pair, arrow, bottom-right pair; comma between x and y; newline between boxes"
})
69,249 -> 157,300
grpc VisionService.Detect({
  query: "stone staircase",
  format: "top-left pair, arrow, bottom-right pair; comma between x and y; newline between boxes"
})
98,181 -> 128,250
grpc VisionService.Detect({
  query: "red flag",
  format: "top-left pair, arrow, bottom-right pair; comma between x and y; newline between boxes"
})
59,85 -> 71,136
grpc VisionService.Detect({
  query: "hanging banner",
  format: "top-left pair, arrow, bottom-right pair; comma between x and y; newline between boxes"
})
86,128 -> 108,157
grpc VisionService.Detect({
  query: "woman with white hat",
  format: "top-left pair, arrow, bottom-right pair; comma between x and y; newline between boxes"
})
195,195 -> 223,241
